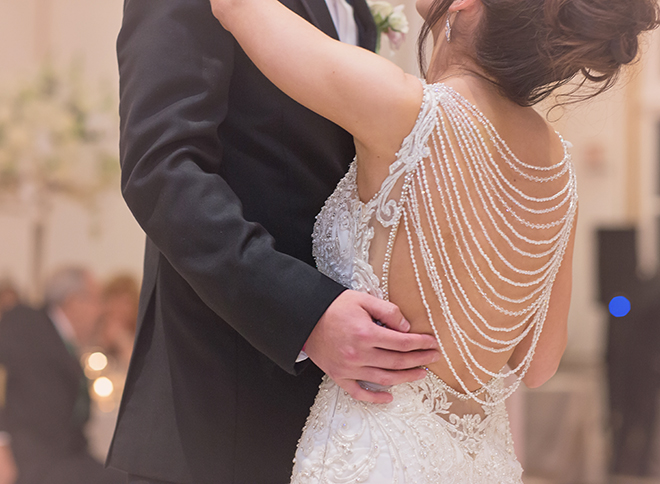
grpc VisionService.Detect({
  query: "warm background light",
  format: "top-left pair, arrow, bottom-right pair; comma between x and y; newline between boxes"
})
87,352 -> 108,372
93,376 -> 114,398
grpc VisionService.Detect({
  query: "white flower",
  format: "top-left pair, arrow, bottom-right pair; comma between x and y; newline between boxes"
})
367,0 -> 393,24
368,1 -> 409,52
387,5 -> 409,34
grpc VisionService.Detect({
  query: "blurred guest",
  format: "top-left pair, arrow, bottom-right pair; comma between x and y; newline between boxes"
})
0,280 -> 19,319
0,412 -> 17,484
0,279 -> 19,484
0,267 -> 124,484
97,275 -> 139,369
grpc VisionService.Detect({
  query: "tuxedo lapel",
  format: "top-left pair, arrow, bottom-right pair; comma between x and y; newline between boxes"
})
298,0 -> 340,41
350,0 -> 378,52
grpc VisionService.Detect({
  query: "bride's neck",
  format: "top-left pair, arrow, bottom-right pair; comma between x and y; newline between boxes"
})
424,38 -> 517,120
425,36 -> 485,85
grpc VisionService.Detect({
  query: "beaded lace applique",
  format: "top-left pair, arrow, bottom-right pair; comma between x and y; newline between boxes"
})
312,84 -> 437,299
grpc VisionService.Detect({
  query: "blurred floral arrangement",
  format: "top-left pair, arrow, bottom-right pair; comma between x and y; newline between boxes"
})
0,64 -> 118,210
0,64 -> 119,299
367,0 -> 410,53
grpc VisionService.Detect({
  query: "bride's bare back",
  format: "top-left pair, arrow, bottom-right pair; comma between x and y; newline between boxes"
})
347,76 -> 577,400
302,79 -> 565,481
382,78 -> 576,394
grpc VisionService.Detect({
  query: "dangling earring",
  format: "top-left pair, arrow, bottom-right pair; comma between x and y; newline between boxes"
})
446,12 -> 458,43
445,16 -> 452,43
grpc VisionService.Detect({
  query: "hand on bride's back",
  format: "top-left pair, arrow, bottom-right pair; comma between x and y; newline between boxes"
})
304,290 -> 440,404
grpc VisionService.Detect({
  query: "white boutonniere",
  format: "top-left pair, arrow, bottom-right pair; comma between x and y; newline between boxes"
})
367,1 -> 409,53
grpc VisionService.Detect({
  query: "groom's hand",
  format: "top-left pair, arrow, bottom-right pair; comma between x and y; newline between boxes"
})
304,290 -> 440,404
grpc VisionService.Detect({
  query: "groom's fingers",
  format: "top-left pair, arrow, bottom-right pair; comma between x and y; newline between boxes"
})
357,367 -> 429,387
373,326 -> 438,353
360,293 -> 439,356
368,346 -> 440,371
336,367 -> 431,404
338,379 -> 395,404
361,295 -> 410,332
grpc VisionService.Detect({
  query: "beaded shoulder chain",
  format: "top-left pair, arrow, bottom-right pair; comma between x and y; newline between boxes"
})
378,82 -> 578,406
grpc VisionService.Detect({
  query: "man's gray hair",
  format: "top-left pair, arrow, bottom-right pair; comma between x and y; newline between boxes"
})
43,267 -> 89,309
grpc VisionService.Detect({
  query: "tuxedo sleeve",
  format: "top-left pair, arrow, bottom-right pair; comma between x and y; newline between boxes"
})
118,0 -> 346,375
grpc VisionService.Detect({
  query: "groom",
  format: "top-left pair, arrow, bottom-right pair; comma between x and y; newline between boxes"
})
107,0 -> 439,483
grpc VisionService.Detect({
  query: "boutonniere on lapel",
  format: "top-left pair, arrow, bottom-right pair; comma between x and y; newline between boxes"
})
367,1 -> 409,53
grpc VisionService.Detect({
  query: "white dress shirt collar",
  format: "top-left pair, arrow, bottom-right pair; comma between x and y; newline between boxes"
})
324,0 -> 359,46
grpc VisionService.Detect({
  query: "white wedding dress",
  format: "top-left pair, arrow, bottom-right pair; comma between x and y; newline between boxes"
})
290,81 -> 577,483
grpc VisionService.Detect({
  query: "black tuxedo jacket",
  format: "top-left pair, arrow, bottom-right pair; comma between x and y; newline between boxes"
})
107,1 -> 376,483
0,306 -> 91,483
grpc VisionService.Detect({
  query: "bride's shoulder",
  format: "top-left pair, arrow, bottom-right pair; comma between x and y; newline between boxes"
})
425,76 -> 481,106
424,76 -> 568,169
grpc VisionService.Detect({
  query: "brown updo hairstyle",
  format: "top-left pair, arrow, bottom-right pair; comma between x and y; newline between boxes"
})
418,0 -> 660,106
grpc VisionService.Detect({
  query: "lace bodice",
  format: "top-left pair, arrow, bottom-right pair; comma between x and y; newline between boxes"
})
292,374 -> 522,483
312,83 -> 438,300
294,81 -> 576,483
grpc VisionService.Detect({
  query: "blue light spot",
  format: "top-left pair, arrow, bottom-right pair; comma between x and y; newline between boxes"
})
609,296 -> 631,317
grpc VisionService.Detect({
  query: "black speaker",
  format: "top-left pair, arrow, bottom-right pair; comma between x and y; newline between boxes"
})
597,228 -> 638,304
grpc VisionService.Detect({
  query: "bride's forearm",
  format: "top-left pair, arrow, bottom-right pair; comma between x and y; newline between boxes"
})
210,0 -> 256,31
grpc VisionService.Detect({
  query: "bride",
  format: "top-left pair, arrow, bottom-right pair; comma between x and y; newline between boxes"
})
209,0 -> 658,481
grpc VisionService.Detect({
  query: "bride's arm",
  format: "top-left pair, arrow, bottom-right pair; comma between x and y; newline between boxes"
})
508,221 -> 576,388
210,0 -> 422,152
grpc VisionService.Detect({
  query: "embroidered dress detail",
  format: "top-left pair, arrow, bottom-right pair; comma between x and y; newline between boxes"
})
297,81 -> 577,483
292,375 -> 522,483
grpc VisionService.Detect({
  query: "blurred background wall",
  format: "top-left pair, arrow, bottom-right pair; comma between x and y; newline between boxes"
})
0,0 -> 144,298
0,0 -> 659,482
